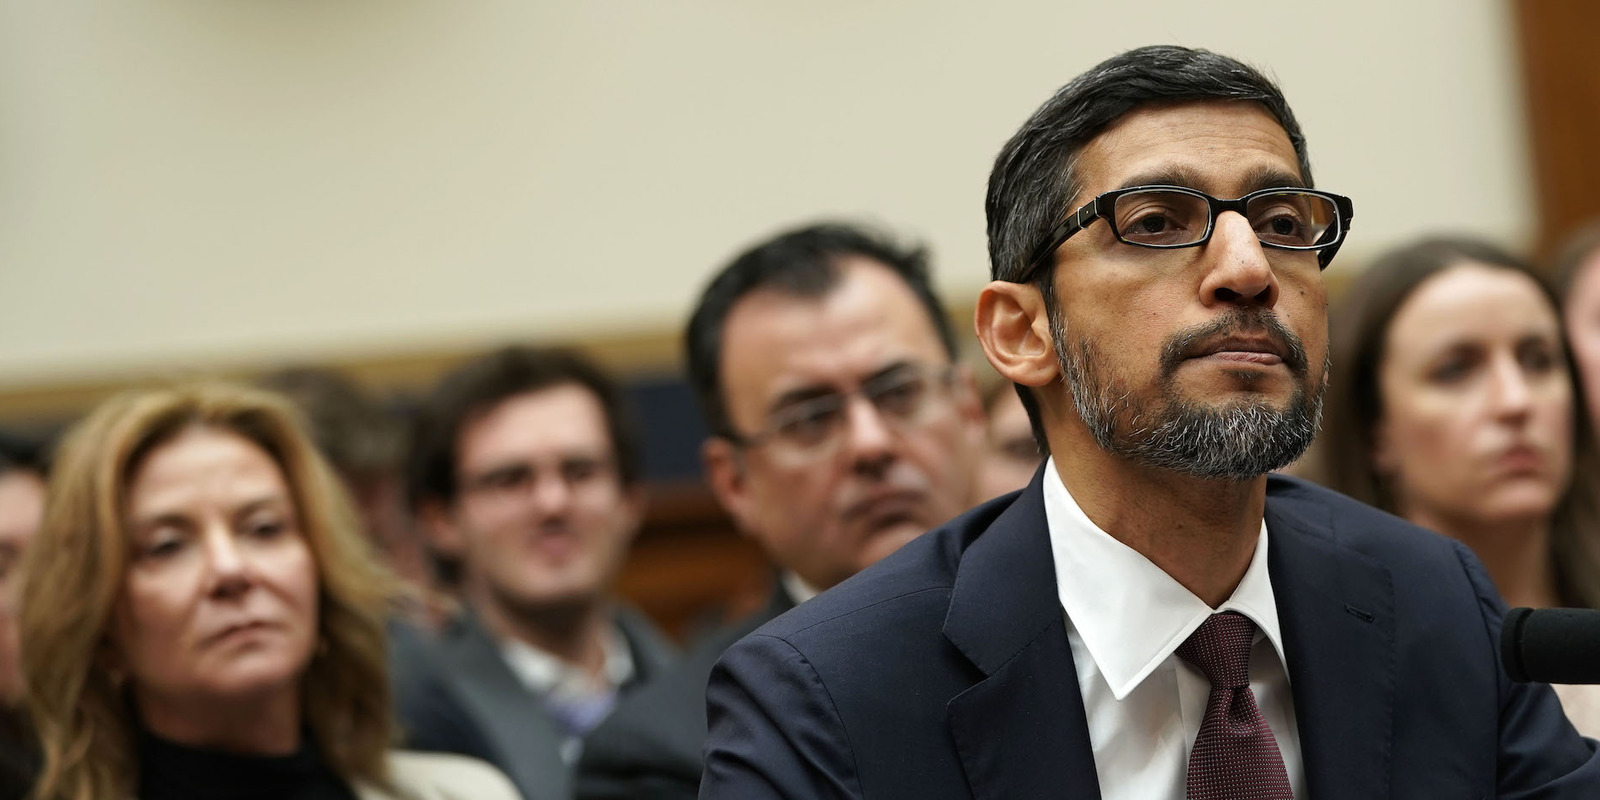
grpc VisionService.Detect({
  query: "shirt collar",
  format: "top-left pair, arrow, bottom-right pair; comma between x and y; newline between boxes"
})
498,623 -> 635,700
780,571 -> 823,606
1042,457 -> 1286,699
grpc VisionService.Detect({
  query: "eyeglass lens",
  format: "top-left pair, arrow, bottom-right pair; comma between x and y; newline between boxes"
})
1111,189 -> 1337,249
769,368 -> 938,449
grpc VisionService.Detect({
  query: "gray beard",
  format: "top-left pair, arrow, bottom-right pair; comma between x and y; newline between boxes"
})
1052,308 -> 1325,482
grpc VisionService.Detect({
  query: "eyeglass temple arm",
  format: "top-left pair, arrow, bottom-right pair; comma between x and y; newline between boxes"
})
1316,197 -> 1356,269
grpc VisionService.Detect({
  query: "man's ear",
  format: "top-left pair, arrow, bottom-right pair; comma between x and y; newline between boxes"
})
975,280 -> 1059,388
702,437 -> 758,537
417,499 -> 465,560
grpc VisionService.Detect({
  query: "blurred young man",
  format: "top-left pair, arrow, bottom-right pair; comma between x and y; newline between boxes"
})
396,347 -> 675,800
576,223 -> 985,800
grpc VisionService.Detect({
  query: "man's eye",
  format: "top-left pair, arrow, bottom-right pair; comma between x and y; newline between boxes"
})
1255,211 -> 1307,244
1134,214 -> 1173,234
777,407 -> 841,443
561,459 -> 601,483
1118,207 -> 1197,245
871,379 -> 927,418
480,467 -> 532,491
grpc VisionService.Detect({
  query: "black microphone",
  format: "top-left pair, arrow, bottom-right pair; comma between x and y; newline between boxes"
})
1501,607 -> 1600,684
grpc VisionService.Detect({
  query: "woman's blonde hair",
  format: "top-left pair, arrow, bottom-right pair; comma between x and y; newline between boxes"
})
19,382 -> 397,800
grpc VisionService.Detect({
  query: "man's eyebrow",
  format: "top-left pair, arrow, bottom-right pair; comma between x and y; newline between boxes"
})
1238,165 -> 1309,193
1115,166 -> 1210,192
1113,165 -> 1309,195
765,360 -> 917,412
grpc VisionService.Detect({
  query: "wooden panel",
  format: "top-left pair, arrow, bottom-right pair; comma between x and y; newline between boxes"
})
1515,0 -> 1600,258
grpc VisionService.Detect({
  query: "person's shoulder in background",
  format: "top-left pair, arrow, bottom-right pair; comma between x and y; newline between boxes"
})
359,751 -> 522,800
577,589 -> 793,800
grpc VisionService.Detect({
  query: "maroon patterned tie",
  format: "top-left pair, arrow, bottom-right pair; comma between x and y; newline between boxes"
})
1175,612 -> 1294,800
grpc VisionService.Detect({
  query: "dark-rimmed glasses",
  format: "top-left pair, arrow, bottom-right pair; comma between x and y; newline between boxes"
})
1016,185 -> 1355,283
725,364 -> 958,462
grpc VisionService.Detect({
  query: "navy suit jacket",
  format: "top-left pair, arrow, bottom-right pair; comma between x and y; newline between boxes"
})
701,473 -> 1600,799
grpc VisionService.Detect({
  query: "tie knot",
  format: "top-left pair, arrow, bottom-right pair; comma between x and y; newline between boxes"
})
1176,611 -> 1256,690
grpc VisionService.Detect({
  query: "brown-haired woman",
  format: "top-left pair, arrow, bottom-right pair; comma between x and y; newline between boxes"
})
1314,236 -> 1600,735
18,382 -> 520,800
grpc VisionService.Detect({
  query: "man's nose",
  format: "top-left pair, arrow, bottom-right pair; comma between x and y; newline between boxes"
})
1198,212 -> 1279,308
529,472 -> 574,515
842,395 -> 897,472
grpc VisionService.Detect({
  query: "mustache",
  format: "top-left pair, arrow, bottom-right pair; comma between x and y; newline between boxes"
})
1158,309 -> 1310,377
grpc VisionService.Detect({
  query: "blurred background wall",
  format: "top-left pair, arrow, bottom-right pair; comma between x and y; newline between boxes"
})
0,0 -> 1542,415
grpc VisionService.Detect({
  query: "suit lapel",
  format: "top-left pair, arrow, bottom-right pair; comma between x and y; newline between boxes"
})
439,614 -> 571,800
944,474 -> 1101,799
1265,482 -> 1397,800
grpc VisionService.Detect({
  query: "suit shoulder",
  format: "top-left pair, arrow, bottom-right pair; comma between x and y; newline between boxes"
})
1267,474 -> 1467,565
378,751 -> 521,800
747,491 -> 1015,643
615,603 -> 680,677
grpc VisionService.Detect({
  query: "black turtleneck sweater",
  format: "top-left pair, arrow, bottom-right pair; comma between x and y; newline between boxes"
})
137,730 -> 359,800
0,707 -> 37,800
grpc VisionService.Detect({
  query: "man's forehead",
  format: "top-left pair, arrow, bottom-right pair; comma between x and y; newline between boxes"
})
1071,100 -> 1301,203
457,386 -> 612,465
719,260 -> 947,406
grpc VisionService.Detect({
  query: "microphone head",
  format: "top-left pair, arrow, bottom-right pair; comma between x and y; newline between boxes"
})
1501,607 -> 1600,685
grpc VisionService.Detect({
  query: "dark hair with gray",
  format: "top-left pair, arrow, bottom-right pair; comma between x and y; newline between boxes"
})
1314,235 -> 1600,609
985,46 -> 1314,452
685,222 -> 957,439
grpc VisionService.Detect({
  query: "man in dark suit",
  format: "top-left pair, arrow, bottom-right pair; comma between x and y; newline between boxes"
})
701,45 -> 1600,798
575,224 -> 987,799
393,346 -> 677,800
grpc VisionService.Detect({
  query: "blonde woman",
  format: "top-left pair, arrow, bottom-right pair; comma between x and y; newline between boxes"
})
19,383 -> 520,800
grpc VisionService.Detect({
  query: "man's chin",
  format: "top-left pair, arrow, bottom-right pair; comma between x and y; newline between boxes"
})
1171,374 -> 1303,411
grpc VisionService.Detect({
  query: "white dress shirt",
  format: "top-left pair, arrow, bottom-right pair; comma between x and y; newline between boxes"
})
1043,457 -> 1304,800
499,624 -> 635,764
780,571 -> 823,606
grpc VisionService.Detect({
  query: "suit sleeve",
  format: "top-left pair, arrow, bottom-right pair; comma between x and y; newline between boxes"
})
699,633 -> 863,800
393,668 -> 505,769
1451,541 -> 1600,797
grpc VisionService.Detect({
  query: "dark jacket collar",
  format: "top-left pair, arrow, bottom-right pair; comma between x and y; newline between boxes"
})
942,471 -> 1397,799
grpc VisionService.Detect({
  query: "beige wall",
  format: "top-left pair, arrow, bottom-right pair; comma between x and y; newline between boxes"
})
0,0 -> 1529,391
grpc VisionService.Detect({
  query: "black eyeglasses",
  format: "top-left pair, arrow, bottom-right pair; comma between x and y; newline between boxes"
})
1016,185 -> 1355,283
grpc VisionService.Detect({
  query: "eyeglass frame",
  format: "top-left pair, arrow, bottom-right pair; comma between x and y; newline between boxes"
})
720,363 -> 960,457
1015,184 -> 1356,284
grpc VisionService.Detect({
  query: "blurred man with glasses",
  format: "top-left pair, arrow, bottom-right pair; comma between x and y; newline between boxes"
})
575,222 -> 984,800
699,46 -> 1600,799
